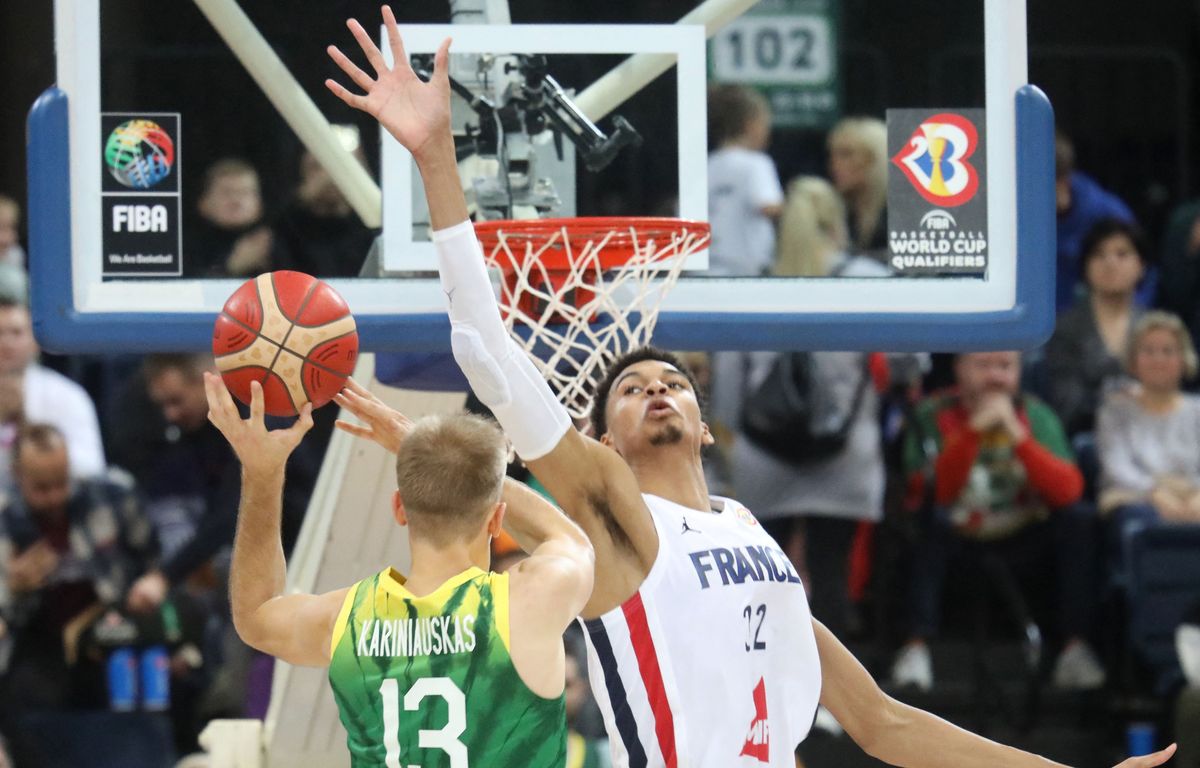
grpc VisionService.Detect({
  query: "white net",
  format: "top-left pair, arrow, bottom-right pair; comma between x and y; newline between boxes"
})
479,219 -> 709,420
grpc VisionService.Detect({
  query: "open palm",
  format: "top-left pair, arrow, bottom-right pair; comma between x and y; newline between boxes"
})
326,5 -> 451,159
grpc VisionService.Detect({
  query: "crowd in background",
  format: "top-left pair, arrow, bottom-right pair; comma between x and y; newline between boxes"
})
0,83 -> 1200,767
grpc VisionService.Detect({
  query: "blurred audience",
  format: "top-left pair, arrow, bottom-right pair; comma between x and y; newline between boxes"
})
1055,132 -> 1138,311
185,159 -> 279,278
0,195 -> 23,269
1043,218 -> 1146,437
275,134 -> 377,278
0,298 -> 106,493
827,117 -> 888,261
1096,312 -> 1200,534
0,425 -> 155,758
706,84 -> 783,277
893,351 -> 1104,692
1157,198 -> 1200,351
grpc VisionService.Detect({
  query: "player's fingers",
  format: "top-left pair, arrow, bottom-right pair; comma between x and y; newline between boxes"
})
325,78 -> 369,113
347,17 -> 388,76
326,44 -> 375,92
343,377 -> 382,403
334,419 -> 373,439
382,6 -> 409,74
204,372 -> 239,426
294,403 -> 315,435
1117,744 -> 1177,768
249,380 -> 265,425
433,37 -> 452,88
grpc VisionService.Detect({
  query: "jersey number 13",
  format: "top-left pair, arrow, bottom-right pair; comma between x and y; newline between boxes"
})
380,677 -> 468,768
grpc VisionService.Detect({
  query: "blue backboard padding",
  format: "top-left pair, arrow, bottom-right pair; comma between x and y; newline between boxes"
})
28,85 -> 1054,355
374,352 -> 466,390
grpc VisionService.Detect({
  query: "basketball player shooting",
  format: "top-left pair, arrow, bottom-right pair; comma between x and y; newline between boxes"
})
205,373 -> 594,767
327,8 -> 1175,768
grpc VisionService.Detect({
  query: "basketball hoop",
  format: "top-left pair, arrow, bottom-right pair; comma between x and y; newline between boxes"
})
475,216 -> 710,420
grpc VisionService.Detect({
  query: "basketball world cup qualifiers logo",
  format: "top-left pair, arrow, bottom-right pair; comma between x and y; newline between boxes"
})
891,113 -> 980,208
104,119 -> 175,190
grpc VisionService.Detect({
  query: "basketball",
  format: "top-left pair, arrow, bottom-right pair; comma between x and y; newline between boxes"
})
212,271 -> 358,417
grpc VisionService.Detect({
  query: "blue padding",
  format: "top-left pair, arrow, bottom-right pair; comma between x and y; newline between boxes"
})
374,352 -> 466,390
28,85 -> 1056,354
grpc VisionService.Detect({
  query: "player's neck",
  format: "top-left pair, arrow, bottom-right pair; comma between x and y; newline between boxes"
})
627,449 -> 711,513
405,536 -> 489,595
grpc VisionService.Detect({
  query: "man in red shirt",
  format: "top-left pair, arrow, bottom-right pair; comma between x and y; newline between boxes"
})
892,351 -> 1104,692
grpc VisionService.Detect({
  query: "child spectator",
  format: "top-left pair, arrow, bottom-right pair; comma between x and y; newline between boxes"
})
186,159 -> 278,277
706,84 -> 783,276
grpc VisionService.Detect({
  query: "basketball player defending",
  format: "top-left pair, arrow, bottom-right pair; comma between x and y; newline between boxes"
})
205,374 -> 593,767
327,9 -> 1174,768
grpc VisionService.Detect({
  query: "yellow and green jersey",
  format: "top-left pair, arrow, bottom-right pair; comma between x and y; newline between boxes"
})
328,566 -> 566,768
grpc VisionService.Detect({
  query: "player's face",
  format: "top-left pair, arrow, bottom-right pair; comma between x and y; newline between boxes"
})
0,306 -> 37,374
17,445 -> 71,517
955,351 -> 1021,403
148,368 -> 210,432
602,359 -> 710,456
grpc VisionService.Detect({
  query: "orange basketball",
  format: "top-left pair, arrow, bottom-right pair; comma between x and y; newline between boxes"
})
212,271 -> 358,417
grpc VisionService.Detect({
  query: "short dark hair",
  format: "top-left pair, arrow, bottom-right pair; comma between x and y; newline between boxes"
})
707,84 -> 769,149
589,346 -> 702,438
12,423 -> 66,471
1080,218 -> 1147,269
142,353 -> 211,383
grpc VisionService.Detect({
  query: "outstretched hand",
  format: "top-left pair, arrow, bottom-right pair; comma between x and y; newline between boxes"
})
204,372 -> 313,477
333,377 -> 413,454
1112,744 -> 1177,768
326,5 -> 452,161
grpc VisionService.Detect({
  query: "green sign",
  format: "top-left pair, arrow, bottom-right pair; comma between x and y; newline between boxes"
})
708,0 -> 841,129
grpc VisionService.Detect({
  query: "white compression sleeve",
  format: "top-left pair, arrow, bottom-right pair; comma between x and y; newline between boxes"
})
432,220 -> 572,460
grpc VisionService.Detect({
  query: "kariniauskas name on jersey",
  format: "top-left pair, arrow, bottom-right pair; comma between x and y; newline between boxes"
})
356,615 -> 477,657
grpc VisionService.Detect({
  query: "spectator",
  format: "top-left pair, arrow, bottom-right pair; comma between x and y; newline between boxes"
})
122,354 -> 314,611
185,159 -> 278,278
706,84 -> 783,276
1096,312 -> 1200,530
275,135 -> 377,278
1055,132 -> 1138,311
827,117 -> 888,261
0,425 -> 155,720
0,298 -> 105,492
0,195 -> 23,268
775,175 -> 853,278
1044,218 -> 1146,437
1157,198 -> 1200,351
892,351 -> 1105,692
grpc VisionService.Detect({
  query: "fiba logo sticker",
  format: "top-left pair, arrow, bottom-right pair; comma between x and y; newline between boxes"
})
891,113 -> 980,208
100,112 -> 182,277
104,119 -> 175,190
886,109 -> 988,275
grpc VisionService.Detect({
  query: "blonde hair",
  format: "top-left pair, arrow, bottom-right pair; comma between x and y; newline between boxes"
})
828,117 -> 888,251
1126,310 -> 1199,379
395,413 -> 508,545
775,176 -> 848,277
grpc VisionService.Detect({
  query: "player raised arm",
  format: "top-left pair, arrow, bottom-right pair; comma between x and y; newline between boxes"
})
205,374 -> 349,667
327,8 -> 658,616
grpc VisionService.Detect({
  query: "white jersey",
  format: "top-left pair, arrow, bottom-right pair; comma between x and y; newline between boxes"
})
581,493 -> 822,768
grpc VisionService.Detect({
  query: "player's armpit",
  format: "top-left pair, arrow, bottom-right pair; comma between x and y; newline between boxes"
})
237,587 -> 350,668
526,428 -> 659,568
